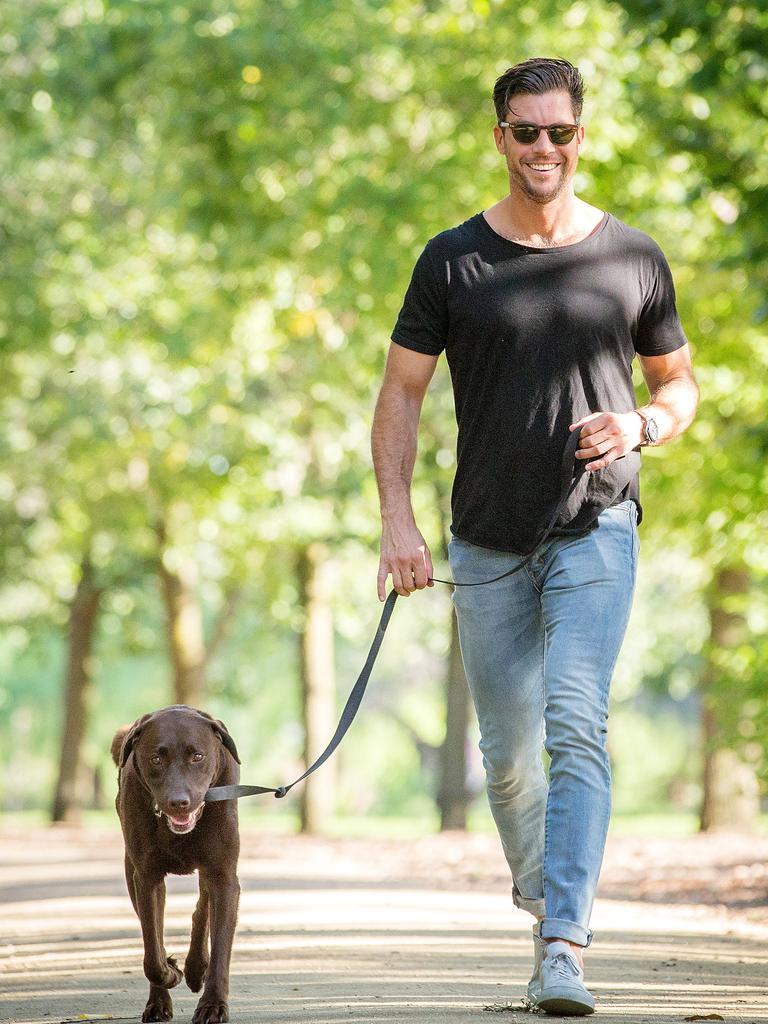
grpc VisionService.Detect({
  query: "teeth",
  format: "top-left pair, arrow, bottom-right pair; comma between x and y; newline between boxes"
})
530,164 -> 558,170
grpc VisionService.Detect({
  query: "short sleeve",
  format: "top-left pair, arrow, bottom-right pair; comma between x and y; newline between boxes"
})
391,242 -> 448,356
635,246 -> 688,356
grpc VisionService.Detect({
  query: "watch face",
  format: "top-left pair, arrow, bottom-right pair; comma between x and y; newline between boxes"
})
646,418 -> 660,445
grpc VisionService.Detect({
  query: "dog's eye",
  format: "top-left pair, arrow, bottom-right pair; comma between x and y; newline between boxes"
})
150,754 -> 162,766
192,752 -> 204,763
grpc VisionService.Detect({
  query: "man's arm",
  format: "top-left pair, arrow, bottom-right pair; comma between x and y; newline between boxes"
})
371,342 -> 439,600
570,343 -> 699,471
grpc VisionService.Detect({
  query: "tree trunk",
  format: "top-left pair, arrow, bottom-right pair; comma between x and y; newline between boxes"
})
699,566 -> 760,832
296,542 -> 337,834
438,610 -> 472,830
156,518 -> 206,706
51,554 -> 103,823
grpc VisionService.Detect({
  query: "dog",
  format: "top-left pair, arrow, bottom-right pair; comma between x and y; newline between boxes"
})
111,705 -> 241,1024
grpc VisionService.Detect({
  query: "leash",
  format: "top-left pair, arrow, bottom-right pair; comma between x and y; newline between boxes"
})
205,426 -> 585,805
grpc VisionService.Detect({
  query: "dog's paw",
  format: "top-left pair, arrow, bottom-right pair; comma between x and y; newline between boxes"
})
192,997 -> 229,1024
184,955 -> 209,992
142,987 -> 173,1022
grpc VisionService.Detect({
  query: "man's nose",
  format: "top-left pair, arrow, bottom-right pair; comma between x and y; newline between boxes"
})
531,130 -> 555,153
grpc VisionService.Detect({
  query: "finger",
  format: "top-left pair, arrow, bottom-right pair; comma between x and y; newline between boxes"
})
575,429 -> 615,458
398,561 -> 418,593
425,546 -> 435,587
412,552 -> 429,590
569,412 -> 602,431
377,565 -> 389,602
577,420 -> 612,443
391,564 -> 413,597
585,446 -> 621,471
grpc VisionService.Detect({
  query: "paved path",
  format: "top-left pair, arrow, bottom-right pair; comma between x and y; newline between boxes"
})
1,827 -> 766,1024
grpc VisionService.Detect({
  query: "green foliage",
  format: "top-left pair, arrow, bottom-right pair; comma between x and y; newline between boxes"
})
1,0 -> 767,814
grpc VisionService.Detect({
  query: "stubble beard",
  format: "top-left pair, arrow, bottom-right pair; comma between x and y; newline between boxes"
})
509,162 -> 572,206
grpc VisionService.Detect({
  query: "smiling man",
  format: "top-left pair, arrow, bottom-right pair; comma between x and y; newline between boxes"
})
371,58 -> 698,1015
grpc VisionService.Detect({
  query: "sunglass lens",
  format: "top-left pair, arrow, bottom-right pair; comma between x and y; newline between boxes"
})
511,126 -> 539,144
548,126 -> 577,144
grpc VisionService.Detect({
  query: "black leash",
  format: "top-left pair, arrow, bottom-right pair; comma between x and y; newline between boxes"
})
205,427 -> 585,804
205,587 -> 399,803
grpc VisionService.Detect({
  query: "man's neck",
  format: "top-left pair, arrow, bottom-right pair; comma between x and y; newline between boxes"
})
484,193 -> 603,248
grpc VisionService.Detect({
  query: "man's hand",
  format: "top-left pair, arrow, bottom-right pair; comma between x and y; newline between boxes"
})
377,517 -> 435,601
569,411 -> 644,472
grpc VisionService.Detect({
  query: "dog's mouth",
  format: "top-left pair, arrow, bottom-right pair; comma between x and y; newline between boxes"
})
163,805 -> 204,834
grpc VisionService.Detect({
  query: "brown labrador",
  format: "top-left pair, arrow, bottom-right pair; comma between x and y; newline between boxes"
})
112,705 -> 241,1024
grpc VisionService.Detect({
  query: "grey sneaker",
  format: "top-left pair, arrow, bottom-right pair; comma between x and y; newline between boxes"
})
535,940 -> 595,1016
526,925 -> 548,1006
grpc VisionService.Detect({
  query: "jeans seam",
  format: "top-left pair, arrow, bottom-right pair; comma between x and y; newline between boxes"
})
524,563 -> 543,592
540,587 -> 550,916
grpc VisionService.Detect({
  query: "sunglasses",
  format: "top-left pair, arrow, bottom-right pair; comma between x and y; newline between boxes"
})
498,122 -> 580,145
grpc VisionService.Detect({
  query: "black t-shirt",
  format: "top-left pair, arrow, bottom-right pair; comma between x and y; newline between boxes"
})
391,211 -> 688,553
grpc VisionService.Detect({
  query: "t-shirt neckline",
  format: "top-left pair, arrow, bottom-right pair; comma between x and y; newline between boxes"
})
477,209 -> 610,253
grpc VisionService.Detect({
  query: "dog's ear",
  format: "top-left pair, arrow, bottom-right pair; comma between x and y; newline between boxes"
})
213,719 -> 241,764
117,713 -> 154,768
111,725 -> 131,766
195,710 -> 241,764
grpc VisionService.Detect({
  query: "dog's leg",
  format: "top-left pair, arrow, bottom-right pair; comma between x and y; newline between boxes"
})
185,875 -> 210,992
124,854 -> 139,915
191,869 -> 240,1024
133,871 -> 183,1022
125,857 -> 172,1021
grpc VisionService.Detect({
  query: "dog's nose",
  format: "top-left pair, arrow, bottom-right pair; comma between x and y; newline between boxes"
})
168,796 -> 191,812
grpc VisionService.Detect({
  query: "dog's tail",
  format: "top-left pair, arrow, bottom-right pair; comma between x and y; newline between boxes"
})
111,725 -> 131,766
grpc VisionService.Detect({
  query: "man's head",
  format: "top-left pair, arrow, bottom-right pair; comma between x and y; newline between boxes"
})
492,58 -> 586,206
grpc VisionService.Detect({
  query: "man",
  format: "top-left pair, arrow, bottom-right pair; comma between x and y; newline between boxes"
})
371,58 -> 698,1015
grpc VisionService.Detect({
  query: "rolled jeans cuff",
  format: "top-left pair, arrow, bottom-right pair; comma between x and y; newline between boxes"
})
512,885 -> 545,918
538,917 -> 593,948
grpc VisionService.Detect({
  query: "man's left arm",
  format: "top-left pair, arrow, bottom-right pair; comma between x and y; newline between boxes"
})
570,343 -> 699,471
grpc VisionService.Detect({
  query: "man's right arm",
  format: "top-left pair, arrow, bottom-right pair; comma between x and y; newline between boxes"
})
371,342 -> 439,601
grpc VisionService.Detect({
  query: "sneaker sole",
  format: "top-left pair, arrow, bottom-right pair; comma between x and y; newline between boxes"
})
536,991 -> 595,1016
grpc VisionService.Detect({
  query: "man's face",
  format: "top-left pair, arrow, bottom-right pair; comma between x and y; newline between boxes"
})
493,89 -> 584,206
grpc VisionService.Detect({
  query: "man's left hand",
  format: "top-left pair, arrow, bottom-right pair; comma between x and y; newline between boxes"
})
569,411 -> 644,472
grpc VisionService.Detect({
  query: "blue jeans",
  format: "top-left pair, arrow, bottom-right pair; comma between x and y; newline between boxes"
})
448,500 -> 639,947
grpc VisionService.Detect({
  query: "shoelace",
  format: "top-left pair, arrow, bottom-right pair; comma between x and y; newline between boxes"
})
548,952 -> 581,979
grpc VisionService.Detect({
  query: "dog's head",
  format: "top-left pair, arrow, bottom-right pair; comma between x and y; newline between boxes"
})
115,705 -> 240,834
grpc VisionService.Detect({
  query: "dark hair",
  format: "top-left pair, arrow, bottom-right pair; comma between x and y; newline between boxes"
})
493,58 -> 585,122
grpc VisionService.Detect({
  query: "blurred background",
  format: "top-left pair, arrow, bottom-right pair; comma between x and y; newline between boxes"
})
1,0 -> 767,840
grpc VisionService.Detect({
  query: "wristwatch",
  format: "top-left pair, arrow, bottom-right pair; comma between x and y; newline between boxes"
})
635,409 -> 659,447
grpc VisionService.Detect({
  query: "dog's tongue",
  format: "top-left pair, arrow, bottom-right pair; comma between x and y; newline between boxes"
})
171,812 -> 193,826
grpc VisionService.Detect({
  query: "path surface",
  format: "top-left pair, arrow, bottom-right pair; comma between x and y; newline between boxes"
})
1,826 -> 766,1024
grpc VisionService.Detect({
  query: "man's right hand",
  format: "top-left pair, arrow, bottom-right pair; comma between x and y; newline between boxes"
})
377,518 -> 435,601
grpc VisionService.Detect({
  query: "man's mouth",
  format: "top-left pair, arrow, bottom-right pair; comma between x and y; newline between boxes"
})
527,162 -> 560,172
164,805 -> 204,834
